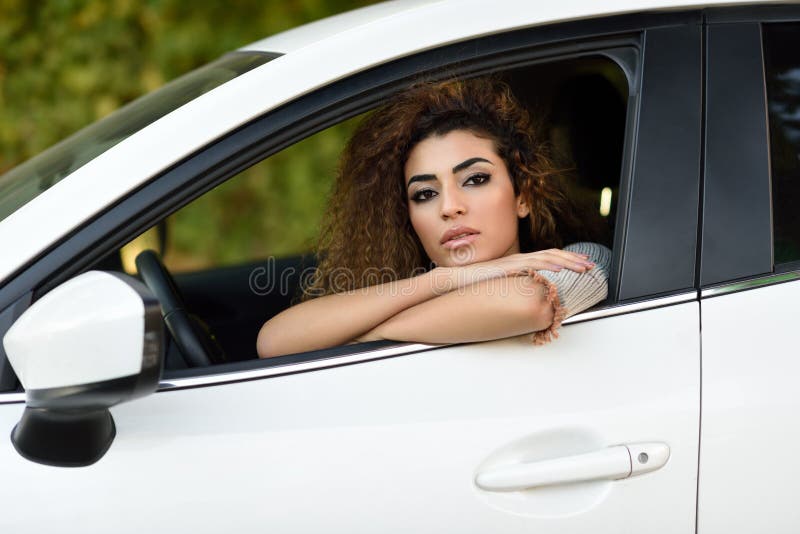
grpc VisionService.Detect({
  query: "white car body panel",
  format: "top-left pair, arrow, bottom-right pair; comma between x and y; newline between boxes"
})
0,304 -> 700,533
698,280 -> 800,532
0,0 -> 783,283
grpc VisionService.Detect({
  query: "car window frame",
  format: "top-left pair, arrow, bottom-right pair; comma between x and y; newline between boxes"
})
701,20 -> 772,287
0,9 -> 706,394
616,20 -> 703,301
700,4 -> 800,300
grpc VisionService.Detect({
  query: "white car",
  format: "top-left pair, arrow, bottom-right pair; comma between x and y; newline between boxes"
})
1,0 -> 798,531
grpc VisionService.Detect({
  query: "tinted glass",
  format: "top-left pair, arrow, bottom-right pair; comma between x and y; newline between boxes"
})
0,52 -> 275,223
764,23 -> 800,265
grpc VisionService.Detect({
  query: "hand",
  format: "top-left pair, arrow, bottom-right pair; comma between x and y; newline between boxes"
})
430,248 -> 595,294
478,248 -> 595,276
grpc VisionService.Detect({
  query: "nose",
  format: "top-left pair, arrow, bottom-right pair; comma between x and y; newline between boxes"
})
439,187 -> 467,219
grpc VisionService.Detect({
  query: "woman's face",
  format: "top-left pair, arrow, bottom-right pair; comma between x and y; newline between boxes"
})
404,129 -> 529,267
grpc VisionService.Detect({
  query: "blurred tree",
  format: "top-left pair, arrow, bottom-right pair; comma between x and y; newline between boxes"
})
0,0 -> 377,269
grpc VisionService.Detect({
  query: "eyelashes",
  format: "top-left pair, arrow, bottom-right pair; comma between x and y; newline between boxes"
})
464,172 -> 490,186
409,173 -> 491,203
410,189 -> 437,203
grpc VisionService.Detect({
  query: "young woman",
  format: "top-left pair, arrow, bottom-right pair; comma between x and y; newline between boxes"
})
257,77 -> 611,358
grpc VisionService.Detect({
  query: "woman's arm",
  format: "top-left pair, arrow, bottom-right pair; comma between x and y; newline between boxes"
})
257,268 -> 446,358
357,242 -> 612,345
257,249 -> 593,358
355,275 -> 555,344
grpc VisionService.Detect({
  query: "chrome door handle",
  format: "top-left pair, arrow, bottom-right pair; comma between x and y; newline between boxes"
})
475,442 -> 670,492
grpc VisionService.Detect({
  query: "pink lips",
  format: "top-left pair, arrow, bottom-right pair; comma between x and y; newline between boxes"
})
440,225 -> 480,249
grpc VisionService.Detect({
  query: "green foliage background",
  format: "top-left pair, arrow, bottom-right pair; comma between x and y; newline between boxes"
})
0,0 -> 375,270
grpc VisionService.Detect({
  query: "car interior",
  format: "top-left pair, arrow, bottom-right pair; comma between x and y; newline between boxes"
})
90,54 -> 630,373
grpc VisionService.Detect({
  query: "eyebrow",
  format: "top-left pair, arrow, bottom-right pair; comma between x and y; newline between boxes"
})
407,174 -> 436,188
407,157 -> 493,188
452,157 -> 492,174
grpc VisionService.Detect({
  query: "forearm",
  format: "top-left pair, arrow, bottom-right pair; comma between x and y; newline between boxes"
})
358,275 -> 555,345
257,268 -> 456,357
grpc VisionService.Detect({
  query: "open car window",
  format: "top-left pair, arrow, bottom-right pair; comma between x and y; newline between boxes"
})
110,52 -> 632,371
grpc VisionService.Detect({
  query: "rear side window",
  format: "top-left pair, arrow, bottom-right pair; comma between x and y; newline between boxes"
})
764,23 -> 800,267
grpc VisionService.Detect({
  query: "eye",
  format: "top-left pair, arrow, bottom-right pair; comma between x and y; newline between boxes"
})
464,173 -> 491,186
410,188 -> 438,203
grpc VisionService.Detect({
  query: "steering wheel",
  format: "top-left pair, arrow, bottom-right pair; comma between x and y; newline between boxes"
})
135,250 -> 226,367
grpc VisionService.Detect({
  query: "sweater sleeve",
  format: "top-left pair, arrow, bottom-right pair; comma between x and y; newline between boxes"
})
527,242 -> 612,345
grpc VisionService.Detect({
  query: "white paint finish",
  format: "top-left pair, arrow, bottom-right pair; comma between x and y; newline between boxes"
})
0,0 -> 784,283
242,0 -> 443,53
147,292 -> 696,394
2,271 -> 144,390
243,0 -> 777,54
0,303 -> 699,532
698,280 -> 800,533
0,392 -> 24,404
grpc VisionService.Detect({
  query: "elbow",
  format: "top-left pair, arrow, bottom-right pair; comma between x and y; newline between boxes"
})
256,321 -> 283,359
256,327 -> 272,359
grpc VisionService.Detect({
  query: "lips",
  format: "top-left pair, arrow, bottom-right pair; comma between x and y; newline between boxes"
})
440,225 -> 480,246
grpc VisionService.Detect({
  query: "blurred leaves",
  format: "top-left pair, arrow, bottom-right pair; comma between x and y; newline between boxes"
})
166,116 -> 362,271
0,0 -> 375,270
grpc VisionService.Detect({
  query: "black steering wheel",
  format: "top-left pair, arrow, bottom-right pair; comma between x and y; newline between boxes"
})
135,250 -> 226,367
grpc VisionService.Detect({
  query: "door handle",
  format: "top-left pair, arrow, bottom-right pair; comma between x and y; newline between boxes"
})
475,442 -> 669,492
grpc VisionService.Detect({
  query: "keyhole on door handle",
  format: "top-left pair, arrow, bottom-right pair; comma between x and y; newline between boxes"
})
638,452 -> 649,464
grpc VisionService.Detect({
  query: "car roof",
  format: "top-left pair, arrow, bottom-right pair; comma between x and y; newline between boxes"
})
242,0 -> 778,54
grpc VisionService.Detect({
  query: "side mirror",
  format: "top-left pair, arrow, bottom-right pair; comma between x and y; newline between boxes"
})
2,271 -> 163,467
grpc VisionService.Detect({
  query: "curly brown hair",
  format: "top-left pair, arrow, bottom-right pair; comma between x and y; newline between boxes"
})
303,76 -> 576,299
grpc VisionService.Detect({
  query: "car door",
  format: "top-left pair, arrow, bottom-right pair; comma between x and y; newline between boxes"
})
698,8 -> 800,533
0,13 -> 702,533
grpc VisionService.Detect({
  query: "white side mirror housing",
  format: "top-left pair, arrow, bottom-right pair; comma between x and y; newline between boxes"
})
2,271 -> 163,467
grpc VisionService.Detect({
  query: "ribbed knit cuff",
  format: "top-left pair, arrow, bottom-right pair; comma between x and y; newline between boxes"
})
528,242 -> 612,345
526,271 -> 568,345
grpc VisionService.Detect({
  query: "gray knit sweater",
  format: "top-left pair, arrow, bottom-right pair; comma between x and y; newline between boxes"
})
527,241 -> 612,344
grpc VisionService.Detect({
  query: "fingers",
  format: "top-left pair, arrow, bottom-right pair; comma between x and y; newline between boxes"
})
546,248 -> 594,263
523,250 -> 595,272
479,249 -> 596,275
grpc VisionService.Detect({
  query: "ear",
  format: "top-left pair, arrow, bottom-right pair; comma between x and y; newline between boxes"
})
516,196 -> 530,218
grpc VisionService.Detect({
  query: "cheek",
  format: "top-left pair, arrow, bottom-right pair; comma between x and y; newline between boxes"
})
408,206 -> 436,245
480,189 -> 521,231
408,206 -> 446,263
